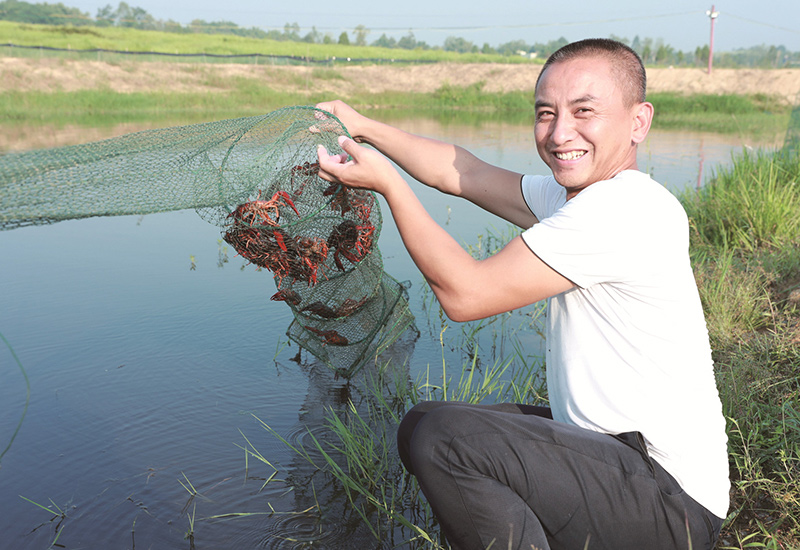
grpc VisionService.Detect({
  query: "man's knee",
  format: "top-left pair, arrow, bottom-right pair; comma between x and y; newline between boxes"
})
397,402 -> 460,473
406,405 -> 487,474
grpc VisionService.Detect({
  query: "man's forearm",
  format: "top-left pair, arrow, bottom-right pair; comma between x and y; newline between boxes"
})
355,117 -> 473,197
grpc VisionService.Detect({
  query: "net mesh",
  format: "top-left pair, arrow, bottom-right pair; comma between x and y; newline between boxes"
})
0,106 -> 416,375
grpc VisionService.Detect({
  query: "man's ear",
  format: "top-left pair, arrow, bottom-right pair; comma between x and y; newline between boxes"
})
631,102 -> 654,144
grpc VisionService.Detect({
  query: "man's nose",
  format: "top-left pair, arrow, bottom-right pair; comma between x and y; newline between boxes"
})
550,115 -> 577,146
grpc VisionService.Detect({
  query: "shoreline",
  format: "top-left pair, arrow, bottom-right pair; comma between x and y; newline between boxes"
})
3,57 -> 800,103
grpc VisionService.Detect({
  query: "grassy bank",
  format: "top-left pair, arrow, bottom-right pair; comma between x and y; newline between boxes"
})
1,84 -> 791,141
238,147 -> 800,549
680,148 -> 800,549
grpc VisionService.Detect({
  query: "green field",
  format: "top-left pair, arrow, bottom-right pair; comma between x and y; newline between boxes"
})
0,20 -> 532,64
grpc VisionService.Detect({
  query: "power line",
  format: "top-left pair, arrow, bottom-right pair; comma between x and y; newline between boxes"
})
722,11 -> 800,36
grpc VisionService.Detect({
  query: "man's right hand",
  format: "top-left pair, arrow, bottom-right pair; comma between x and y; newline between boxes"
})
314,100 -> 370,144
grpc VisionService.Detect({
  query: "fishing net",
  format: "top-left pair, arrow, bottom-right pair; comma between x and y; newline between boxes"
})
0,106 -> 416,376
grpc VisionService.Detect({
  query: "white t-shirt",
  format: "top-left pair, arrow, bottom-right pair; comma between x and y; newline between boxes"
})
520,170 -> 730,519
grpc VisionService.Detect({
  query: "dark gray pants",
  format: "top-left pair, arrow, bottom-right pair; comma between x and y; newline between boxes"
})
397,401 -> 723,550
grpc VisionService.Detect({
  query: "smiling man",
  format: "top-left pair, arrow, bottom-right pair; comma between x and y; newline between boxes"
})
315,39 -> 729,550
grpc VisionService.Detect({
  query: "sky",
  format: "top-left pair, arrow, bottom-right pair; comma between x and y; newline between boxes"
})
60,0 -> 800,53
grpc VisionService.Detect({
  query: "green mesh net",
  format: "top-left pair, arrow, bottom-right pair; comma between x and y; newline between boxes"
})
0,106 -> 416,376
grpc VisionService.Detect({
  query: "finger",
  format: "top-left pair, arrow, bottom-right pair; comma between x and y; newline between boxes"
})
310,106 -> 339,134
316,144 -> 347,179
337,135 -> 361,158
317,143 -> 348,163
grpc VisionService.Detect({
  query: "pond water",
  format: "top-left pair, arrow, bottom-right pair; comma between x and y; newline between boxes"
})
0,119 -> 781,549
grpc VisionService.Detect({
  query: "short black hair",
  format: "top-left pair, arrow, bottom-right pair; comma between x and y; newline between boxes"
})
535,38 -> 647,105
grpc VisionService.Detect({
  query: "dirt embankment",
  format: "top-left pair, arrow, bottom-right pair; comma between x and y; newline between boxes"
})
3,57 -> 800,103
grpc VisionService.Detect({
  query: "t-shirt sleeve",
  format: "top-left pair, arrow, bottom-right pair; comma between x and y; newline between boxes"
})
520,174 -> 565,222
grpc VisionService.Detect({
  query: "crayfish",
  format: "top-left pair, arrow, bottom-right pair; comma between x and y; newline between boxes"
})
327,220 -> 375,271
300,295 -> 368,319
323,183 -> 374,222
305,326 -> 349,346
289,161 -> 320,197
270,289 -> 302,305
228,190 -> 299,227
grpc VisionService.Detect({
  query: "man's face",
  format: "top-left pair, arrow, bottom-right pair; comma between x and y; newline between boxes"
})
534,56 -> 648,199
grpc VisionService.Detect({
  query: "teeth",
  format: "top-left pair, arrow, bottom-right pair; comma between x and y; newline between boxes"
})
555,151 -> 585,160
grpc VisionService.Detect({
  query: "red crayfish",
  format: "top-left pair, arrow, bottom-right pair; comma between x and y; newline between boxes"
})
305,326 -> 349,346
327,220 -> 375,271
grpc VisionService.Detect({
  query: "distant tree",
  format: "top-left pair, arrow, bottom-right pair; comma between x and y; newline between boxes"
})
87,2 -> 157,30
695,44 -> 710,67
0,0 -> 90,26
322,33 -> 334,44
497,39 -> 529,56
95,3 -> 114,26
414,39 -> 430,50
302,25 -> 321,43
371,33 -> 396,48
282,22 -> 300,41
353,24 -> 369,46
338,31 -> 350,45
631,35 -> 642,55
481,42 -> 496,55
655,42 -> 674,65
129,6 -> 155,29
188,19 -> 267,38
443,35 -> 474,53
397,30 -> 417,50
531,37 -> 568,58
113,2 -> 132,27
609,34 -> 630,46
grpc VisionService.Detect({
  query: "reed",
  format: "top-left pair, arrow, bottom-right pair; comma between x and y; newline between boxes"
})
681,148 -> 800,548
238,270 -> 546,547
680,149 -> 800,251
19,495 -> 69,549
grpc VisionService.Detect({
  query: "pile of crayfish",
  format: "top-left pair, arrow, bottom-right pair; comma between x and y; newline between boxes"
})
223,188 -> 377,287
223,189 -> 327,285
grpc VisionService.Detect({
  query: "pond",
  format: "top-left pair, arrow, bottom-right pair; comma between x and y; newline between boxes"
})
0,119 -> 781,549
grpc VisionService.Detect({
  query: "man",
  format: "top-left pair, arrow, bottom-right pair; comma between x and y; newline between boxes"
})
315,38 -> 729,550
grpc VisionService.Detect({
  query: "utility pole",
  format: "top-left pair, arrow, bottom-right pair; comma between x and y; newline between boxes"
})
706,5 -> 719,74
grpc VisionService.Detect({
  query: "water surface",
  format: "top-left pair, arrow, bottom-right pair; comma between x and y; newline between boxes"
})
0,120 -> 777,548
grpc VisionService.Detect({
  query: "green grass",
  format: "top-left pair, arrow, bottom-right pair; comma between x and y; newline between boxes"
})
680,149 -> 800,251
0,20 -> 533,64
680,148 -> 800,549
2,85 -> 788,139
247,341 -> 547,548
0,88 -> 303,127
649,92 -> 792,138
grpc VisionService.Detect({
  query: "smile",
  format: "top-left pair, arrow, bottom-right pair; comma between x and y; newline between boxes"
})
554,150 -> 586,161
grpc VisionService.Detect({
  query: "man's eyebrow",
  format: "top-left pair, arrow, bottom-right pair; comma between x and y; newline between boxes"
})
534,94 -> 599,110
571,94 -> 599,105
